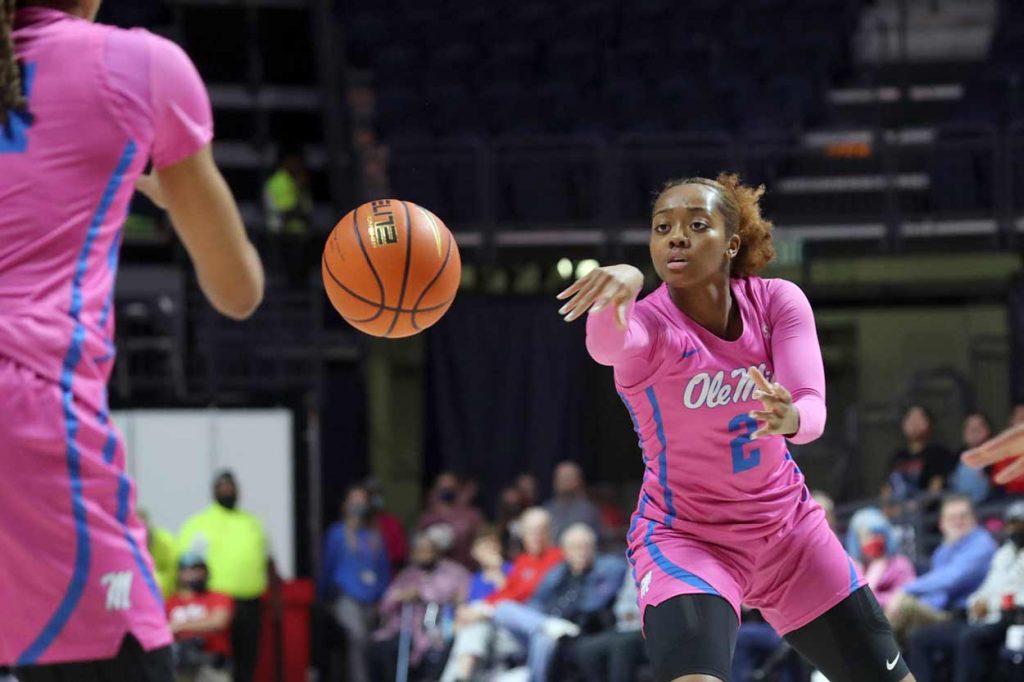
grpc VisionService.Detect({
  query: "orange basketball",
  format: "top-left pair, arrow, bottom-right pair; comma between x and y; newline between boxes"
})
321,199 -> 461,338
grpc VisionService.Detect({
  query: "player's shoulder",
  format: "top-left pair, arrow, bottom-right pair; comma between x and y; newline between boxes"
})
103,25 -> 194,69
744,276 -> 810,310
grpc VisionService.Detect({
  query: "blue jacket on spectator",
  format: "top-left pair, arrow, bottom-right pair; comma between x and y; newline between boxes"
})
528,555 -> 626,627
320,522 -> 391,604
903,527 -> 997,610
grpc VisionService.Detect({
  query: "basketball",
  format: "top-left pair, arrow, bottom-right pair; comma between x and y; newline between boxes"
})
321,199 -> 461,338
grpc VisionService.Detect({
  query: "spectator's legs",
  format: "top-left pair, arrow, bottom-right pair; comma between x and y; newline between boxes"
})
493,602 -> 559,682
439,620 -> 495,682
196,666 -> 233,682
954,622 -> 1008,682
887,594 -> 951,644
335,596 -> 374,682
367,637 -> 400,682
732,622 -> 783,682
231,598 -> 262,682
907,620 -> 963,682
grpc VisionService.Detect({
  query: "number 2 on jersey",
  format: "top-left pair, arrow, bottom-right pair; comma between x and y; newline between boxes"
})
0,63 -> 36,155
729,413 -> 761,473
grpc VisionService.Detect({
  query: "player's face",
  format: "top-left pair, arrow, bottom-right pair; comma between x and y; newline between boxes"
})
650,184 -> 738,288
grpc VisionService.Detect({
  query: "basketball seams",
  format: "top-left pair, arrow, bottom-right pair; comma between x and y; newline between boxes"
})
410,218 -> 454,331
351,204 -> 387,311
323,253 -> 454,315
382,201 -> 414,337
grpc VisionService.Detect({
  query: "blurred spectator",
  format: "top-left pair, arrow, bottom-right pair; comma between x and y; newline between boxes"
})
883,405 -> 957,502
467,529 -> 512,602
321,485 -> 391,682
440,508 -> 563,682
496,486 -> 527,558
571,572 -> 647,682
364,477 -> 408,571
733,611 -> 801,682
543,461 -> 603,541
417,472 -> 484,568
459,475 -> 480,510
179,471 -> 280,682
811,490 -> 837,533
166,554 -> 234,682
367,532 -> 470,682
263,145 -> 312,235
845,507 -> 916,609
908,501 -> 1024,682
886,494 -> 997,642
950,413 -> 994,504
489,524 -> 626,682
140,509 -> 179,597
992,404 -> 1024,496
516,473 -> 538,508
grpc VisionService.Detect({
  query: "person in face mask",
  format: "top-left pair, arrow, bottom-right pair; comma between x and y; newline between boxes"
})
367,533 -> 471,682
321,486 -> 391,682
363,477 -> 408,571
845,507 -> 917,611
416,472 -> 483,568
165,554 -> 235,682
179,470 -> 280,682
907,501 -> 1024,682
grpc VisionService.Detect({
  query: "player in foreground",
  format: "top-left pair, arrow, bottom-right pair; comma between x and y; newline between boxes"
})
0,0 -> 263,679
962,417 -> 1024,482
557,174 -> 915,682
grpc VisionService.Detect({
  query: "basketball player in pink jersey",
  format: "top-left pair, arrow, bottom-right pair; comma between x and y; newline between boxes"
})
557,174 -> 914,682
0,1 -> 263,679
963,418 -> 1024,481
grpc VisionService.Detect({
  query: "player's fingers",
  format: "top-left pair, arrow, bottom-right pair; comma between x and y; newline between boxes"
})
749,410 -> 776,422
558,272 -> 605,314
961,423 -> 1024,468
591,282 -> 630,313
748,367 -> 775,396
563,276 -> 613,321
556,271 -> 598,300
994,455 -> 1024,485
771,382 -> 792,403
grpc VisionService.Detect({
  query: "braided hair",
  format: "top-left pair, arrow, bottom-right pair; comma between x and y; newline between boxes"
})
656,173 -> 776,278
0,0 -> 27,127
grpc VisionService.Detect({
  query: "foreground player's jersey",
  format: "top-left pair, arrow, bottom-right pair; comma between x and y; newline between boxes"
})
587,276 -> 827,545
0,8 -> 211,666
0,7 -> 211,414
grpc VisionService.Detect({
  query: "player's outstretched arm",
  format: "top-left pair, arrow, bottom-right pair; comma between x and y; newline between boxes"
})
557,264 -> 644,327
138,146 -> 264,320
962,422 -> 1024,483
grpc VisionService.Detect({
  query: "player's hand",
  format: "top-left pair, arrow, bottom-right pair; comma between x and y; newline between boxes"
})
556,264 -> 644,328
135,172 -> 167,209
962,422 -> 1024,484
747,366 -> 800,439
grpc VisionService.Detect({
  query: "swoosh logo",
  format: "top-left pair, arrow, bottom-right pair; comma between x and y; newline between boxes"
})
418,206 -> 444,258
681,348 -> 699,360
886,653 -> 900,671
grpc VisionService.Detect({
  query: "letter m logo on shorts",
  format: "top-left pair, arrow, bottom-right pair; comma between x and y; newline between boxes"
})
101,571 -> 133,611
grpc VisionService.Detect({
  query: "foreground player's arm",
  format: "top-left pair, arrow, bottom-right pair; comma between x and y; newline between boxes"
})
962,422 -> 1024,483
749,280 -> 826,444
149,149 -> 264,320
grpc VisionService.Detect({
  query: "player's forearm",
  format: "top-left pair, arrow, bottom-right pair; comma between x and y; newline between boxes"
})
787,394 -> 826,444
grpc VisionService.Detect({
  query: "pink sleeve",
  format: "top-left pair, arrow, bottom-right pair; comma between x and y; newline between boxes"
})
585,296 -> 663,387
146,33 -> 213,168
766,279 -> 826,445
103,30 -> 212,168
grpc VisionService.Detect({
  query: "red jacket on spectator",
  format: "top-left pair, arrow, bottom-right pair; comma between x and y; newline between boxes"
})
485,546 -> 563,604
166,591 -> 234,656
376,511 -> 408,570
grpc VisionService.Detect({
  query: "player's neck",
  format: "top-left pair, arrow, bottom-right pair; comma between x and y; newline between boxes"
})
667,276 -> 739,340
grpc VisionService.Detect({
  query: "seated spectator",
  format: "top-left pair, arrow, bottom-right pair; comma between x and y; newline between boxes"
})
883,405 -> 957,502
364,477 -> 408,571
165,554 -> 234,682
908,501 -> 1024,682
886,494 -> 997,642
490,523 -> 626,682
367,532 -> 470,682
991,404 -> 1024,496
321,485 -> 391,682
845,507 -> 916,610
440,508 -> 563,682
417,471 -> 484,568
949,413 -> 994,504
811,490 -> 837,533
543,461 -> 603,541
571,569 -> 647,682
467,528 -> 512,603
496,486 -> 527,558
516,473 -> 538,508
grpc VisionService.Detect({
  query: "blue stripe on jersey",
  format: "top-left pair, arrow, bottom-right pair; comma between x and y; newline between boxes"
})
644,387 -> 676,526
618,392 -> 646,461
847,556 -> 859,594
117,470 -> 163,607
643,521 -> 720,596
97,230 -> 123,329
17,141 -> 137,666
